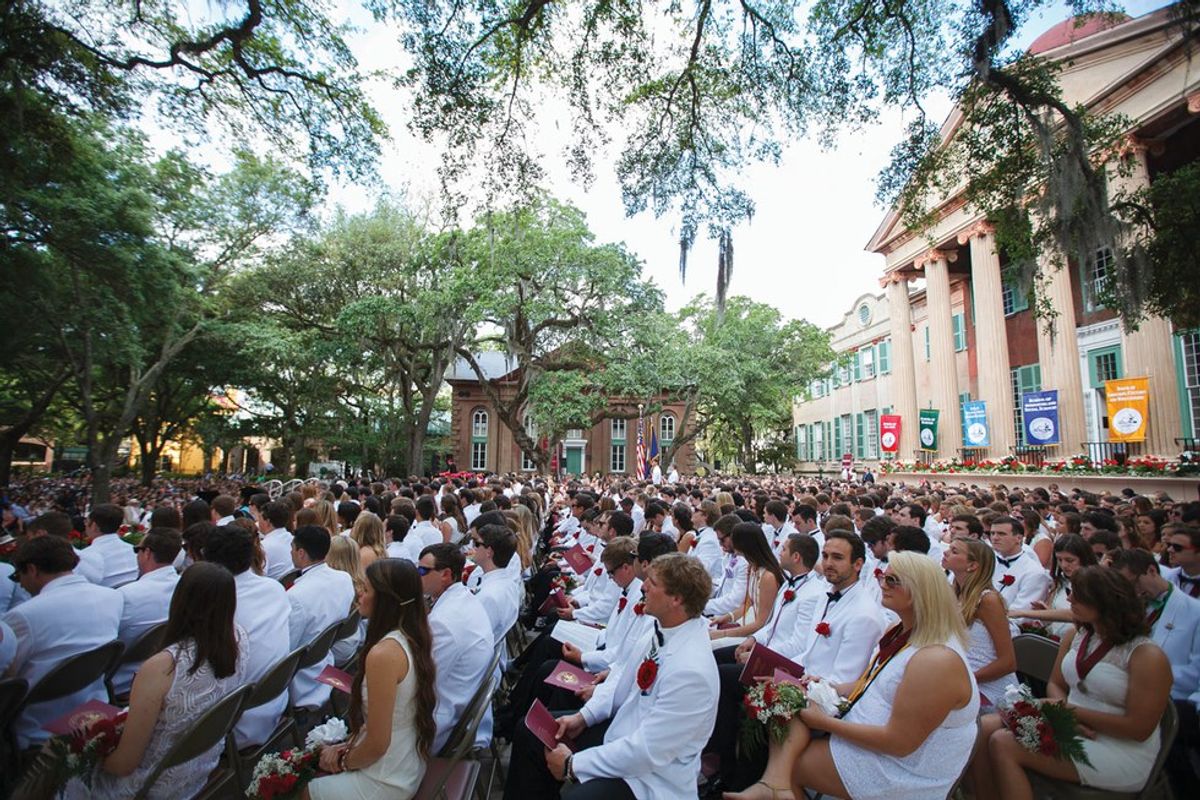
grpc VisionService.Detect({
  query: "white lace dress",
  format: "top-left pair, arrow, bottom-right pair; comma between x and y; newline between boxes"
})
72,629 -> 248,800
829,640 -> 980,800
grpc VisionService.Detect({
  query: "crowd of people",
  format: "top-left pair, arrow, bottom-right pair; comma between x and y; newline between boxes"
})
0,469 -> 1198,799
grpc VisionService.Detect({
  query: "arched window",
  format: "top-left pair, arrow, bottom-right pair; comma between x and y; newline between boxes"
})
471,409 -> 488,470
660,413 -> 676,443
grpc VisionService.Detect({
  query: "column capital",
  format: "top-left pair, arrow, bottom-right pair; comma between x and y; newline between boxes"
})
879,271 -> 912,288
1117,134 -> 1164,160
913,248 -> 958,271
956,220 -> 996,245
1188,91 -> 1200,114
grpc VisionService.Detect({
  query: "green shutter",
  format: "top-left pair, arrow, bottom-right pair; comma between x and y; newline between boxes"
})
953,313 -> 966,352
878,340 -> 891,374
833,418 -> 843,456
855,413 -> 865,458
1175,334 -> 1195,438
853,351 -> 862,382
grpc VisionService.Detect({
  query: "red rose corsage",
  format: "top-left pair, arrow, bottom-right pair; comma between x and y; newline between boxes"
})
815,621 -> 832,637
634,602 -> 646,616
586,544 -> 595,553
874,567 -> 884,578
619,597 -> 628,612
593,567 -> 603,576
783,590 -> 796,603
636,658 -> 659,693
1000,574 -> 1015,586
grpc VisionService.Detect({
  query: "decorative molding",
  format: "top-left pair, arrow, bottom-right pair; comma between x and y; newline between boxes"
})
956,220 -> 995,245
879,271 -> 913,288
913,248 -> 958,270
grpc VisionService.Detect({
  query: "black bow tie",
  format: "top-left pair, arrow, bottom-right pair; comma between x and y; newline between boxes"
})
996,555 -> 1020,569
1179,574 -> 1200,585
826,590 -> 843,603
788,573 -> 806,587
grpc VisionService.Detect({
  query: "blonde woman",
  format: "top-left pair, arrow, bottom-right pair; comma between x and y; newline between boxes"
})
942,537 -> 1018,706
729,552 -> 978,800
327,536 -> 365,664
352,512 -> 387,569
313,500 -> 339,536
504,506 -> 536,574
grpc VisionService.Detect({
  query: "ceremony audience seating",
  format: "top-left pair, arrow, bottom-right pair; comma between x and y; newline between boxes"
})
1013,632 -> 1060,695
105,620 -> 168,704
229,645 -> 307,787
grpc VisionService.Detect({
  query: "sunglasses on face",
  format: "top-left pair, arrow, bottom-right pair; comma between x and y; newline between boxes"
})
417,566 -> 434,576
133,545 -> 149,553
876,573 -> 903,589
1167,542 -> 1192,552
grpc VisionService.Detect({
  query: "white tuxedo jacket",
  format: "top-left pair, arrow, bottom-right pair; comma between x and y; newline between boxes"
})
112,566 -> 180,695
232,570 -> 291,745
788,580 -> 884,685
260,528 -> 294,581
77,533 -> 139,588
287,563 -> 356,708
993,549 -> 1051,611
1150,587 -> 1200,700
429,583 -> 494,752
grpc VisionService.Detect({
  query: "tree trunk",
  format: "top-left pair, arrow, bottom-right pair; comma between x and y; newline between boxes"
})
0,437 -> 15,487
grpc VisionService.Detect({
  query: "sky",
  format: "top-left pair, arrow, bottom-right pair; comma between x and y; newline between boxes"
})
320,1 -> 1171,330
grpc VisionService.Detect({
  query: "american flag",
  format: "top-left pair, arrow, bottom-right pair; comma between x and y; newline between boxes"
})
635,414 -> 646,479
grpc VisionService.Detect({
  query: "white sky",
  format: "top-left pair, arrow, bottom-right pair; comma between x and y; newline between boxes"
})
320,1 -> 1170,329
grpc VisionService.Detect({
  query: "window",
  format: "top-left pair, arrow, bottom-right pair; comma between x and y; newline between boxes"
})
660,413 -> 676,443
1180,332 -> 1200,437
838,414 -> 852,456
521,414 -> 538,471
924,326 -> 931,361
470,409 -> 488,470
953,313 -> 967,352
812,423 -> 824,461
566,428 -> 584,440
878,339 -> 891,374
611,418 -> 627,442
1011,365 -> 1042,446
864,409 -> 879,458
796,426 -> 807,460
1088,346 -> 1122,389
610,443 -> 626,473
1084,246 -> 1113,311
1001,267 -> 1029,315
858,304 -> 872,325
860,346 -> 875,379
839,361 -> 852,385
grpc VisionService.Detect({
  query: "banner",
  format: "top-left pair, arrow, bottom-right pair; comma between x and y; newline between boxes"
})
879,415 -> 902,453
918,409 -> 939,451
1021,389 -> 1061,446
1105,377 -> 1150,442
961,400 -> 990,448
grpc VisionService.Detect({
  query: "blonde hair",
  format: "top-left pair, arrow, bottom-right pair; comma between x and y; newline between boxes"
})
312,500 -> 339,535
888,551 -> 968,649
351,511 -> 387,557
326,536 -> 365,598
952,537 -> 999,626
505,505 -> 535,570
714,491 -> 735,509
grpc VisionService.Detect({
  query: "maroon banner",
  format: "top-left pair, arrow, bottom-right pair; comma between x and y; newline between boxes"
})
880,414 -> 902,453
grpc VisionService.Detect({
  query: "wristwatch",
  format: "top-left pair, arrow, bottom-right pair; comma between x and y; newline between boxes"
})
564,754 -> 578,783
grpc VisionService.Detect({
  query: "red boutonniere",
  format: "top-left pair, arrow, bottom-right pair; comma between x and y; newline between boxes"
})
634,602 -> 645,616
688,538 -> 697,551
586,544 -> 595,553
619,597 -> 628,613
873,567 -> 884,579
636,657 -> 659,693
783,590 -> 796,603
815,621 -> 832,637
1000,574 -> 1015,586
593,567 -> 603,576
461,564 -> 476,585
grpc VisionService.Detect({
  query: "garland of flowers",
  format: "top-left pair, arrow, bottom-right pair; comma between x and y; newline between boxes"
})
878,454 -> 1197,477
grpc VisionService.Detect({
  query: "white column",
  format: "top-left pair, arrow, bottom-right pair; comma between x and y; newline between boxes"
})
918,250 -> 962,456
1035,255 -> 1088,455
959,222 -> 1015,457
885,274 -> 920,456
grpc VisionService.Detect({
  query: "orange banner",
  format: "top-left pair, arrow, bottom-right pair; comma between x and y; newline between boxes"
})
1105,377 -> 1150,443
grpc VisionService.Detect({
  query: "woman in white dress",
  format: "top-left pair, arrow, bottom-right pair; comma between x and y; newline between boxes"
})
727,552 -> 979,800
709,523 -> 783,649
969,566 -> 1172,799
81,562 -> 248,799
1009,534 -> 1096,640
943,537 -> 1017,707
304,558 -> 436,800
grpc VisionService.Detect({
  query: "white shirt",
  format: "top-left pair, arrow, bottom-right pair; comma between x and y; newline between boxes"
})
77,533 -> 139,588
3,574 -> 123,747
631,506 -> 646,536
475,568 -> 521,646
260,528 -> 294,581
668,468 -> 679,482
754,570 -> 825,649
410,520 -> 444,550
787,580 -> 884,684
429,583 -> 494,752
1148,586 -> 1200,701
463,503 -> 482,526
705,554 -> 747,616
992,549 -> 1051,611
651,464 -> 663,485
0,619 -> 15,674
111,566 -> 180,695
287,563 -> 356,708
216,515 -> 235,527
582,578 -> 647,673
575,617 -> 719,799
231,570 -> 291,746
691,527 -> 725,587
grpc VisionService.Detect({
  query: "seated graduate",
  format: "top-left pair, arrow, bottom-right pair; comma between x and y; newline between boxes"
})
506,552 -> 720,800
727,552 -> 980,800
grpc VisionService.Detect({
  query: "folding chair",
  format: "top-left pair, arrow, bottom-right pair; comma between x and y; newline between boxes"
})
0,678 -> 29,797
1027,702 -> 1178,800
130,684 -> 253,800
287,620 -> 343,746
415,756 -> 483,800
106,621 -> 168,704
18,640 -> 125,743
1013,633 -> 1060,696
227,646 -> 306,789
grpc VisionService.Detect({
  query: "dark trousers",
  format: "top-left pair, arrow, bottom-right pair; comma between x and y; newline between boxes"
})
499,649 -> 585,740
1167,698 -> 1200,797
563,777 -> 637,800
505,711 -> 613,799
524,566 -> 564,626
706,658 -> 766,791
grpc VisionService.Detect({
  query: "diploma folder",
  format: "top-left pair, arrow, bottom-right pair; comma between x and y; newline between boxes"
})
43,700 -> 122,735
537,588 -> 571,615
316,664 -> 354,694
739,642 -> 804,686
562,544 -> 593,575
525,699 -> 575,751
543,660 -> 596,691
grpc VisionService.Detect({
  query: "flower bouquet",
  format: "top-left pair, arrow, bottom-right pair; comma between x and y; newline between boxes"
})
1016,621 -> 1061,642
997,683 -> 1092,767
24,703 -> 128,791
739,676 -> 844,754
247,717 -> 349,800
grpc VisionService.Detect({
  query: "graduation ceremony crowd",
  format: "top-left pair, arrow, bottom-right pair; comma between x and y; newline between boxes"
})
1,470 -> 1199,800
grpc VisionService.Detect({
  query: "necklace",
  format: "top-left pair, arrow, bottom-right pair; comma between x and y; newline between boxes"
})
1074,628 -> 1114,695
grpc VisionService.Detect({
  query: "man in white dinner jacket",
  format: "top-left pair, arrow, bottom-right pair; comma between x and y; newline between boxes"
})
3,536 -> 123,747
286,525 -> 356,710
111,528 -> 182,696
419,542 -> 494,753
990,515 -> 1051,610
205,525 -> 290,747
257,500 -> 295,580
411,496 -> 446,549
506,552 -> 718,800
691,502 -> 725,587
77,503 -> 139,588
781,530 -> 885,684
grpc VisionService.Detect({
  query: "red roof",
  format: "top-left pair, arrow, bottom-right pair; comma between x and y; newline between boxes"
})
1028,13 -> 1130,54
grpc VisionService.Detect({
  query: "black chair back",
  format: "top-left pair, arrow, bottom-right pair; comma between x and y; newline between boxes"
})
297,619 -> 341,671
245,647 -> 306,710
24,640 -> 124,706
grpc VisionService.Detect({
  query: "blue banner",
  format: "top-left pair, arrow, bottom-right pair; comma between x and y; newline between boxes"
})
1021,389 -> 1061,446
961,400 -> 989,447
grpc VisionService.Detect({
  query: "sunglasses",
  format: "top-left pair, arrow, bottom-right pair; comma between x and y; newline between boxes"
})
875,573 -> 903,589
417,566 -> 434,576
1166,542 -> 1192,552
133,545 -> 149,553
